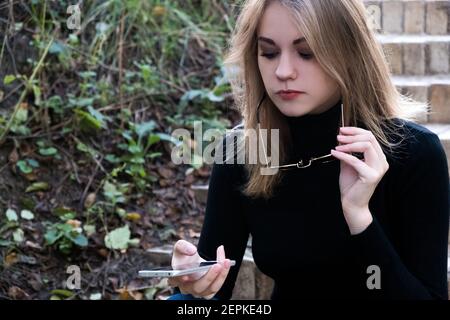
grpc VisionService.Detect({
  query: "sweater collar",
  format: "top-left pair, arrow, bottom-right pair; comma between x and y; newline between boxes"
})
284,100 -> 343,160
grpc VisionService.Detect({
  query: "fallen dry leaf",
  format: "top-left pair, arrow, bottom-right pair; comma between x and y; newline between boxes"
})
84,192 -> 96,209
125,212 -> 141,222
66,219 -> 82,228
157,167 -> 175,179
8,148 -> 19,164
8,286 -> 29,299
4,252 -> 18,267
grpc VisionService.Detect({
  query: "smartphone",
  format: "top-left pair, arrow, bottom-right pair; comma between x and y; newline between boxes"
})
138,260 -> 236,278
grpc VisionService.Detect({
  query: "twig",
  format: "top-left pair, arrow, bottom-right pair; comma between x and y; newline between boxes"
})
53,144 -> 82,185
0,83 -> 24,105
118,12 -> 125,128
4,34 -> 18,76
78,154 -> 104,212
3,118 -> 72,140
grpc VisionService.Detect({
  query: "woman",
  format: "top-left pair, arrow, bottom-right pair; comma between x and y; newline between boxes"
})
167,0 -> 449,300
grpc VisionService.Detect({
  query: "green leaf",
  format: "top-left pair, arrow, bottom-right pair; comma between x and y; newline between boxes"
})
25,182 -> 49,193
78,71 -> 96,79
88,106 -> 108,125
69,233 -> 88,247
44,229 -> 62,245
49,41 -> 66,54
0,239 -> 12,247
6,209 -> 18,221
39,147 -> 58,156
27,159 -> 40,168
146,134 -> 160,148
103,181 -> 126,204
14,106 -> 28,123
89,293 -> 102,300
17,160 -> 33,174
206,90 -> 225,102
13,228 -> 24,243
105,154 -> 120,164
104,225 -> 131,250
128,238 -> 140,247
58,212 -> 76,221
136,121 -> 156,139
33,85 -> 42,106
20,210 -> 34,220
69,97 -> 94,108
50,289 -> 73,298
3,75 -> 16,85
155,133 -> 182,146
83,224 -> 96,237
74,109 -> 103,131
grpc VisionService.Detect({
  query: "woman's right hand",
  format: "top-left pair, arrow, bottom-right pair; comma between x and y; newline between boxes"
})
167,240 -> 231,300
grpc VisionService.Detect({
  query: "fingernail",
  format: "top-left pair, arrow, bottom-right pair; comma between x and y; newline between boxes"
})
185,245 -> 196,254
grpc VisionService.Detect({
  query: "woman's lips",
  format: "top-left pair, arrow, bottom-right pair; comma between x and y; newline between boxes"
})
277,91 -> 305,100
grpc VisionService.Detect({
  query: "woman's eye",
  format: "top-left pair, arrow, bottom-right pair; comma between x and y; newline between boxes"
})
260,52 -> 314,60
299,53 -> 314,60
260,52 -> 277,59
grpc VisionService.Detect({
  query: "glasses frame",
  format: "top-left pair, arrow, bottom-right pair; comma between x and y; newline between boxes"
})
256,93 -> 346,171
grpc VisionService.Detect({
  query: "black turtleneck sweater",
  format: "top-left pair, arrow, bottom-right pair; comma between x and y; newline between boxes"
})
194,100 -> 449,300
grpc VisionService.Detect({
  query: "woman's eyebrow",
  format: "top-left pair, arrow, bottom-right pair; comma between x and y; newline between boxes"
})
257,36 -> 306,46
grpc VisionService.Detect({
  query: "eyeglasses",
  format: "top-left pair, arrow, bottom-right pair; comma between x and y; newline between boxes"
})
256,92 -> 346,171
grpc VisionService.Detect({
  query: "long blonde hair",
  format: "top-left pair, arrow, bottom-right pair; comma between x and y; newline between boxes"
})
223,0 -> 428,199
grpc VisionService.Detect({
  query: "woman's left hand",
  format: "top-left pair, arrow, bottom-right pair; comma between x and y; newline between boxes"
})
331,126 -> 390,235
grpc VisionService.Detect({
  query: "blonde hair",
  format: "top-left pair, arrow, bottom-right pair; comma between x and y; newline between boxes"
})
223,0 -> 428,199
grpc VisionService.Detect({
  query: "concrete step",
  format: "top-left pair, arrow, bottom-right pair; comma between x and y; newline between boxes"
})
377,34 -> 450,76
363,0 -> 449,35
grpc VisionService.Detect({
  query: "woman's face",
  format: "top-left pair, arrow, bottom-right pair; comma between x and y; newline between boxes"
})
257,1 -> 341,117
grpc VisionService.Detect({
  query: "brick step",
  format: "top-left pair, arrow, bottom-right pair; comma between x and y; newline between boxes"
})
377,35 -> 450,76
363,0 -> 449,35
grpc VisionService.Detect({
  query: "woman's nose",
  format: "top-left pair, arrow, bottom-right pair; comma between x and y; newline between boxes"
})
275,53 -> 297,80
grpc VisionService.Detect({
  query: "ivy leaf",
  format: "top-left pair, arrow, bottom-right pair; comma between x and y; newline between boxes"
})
69,233 -> 88,247
26,182 -> 49,193
3,75 -> 16,85
39,147 -> 58,156
6,208 -> 18,221
20,210 -> 34,220
104,225 -> 131,250
13,228 -> 24,243
17,160 -> 33,174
